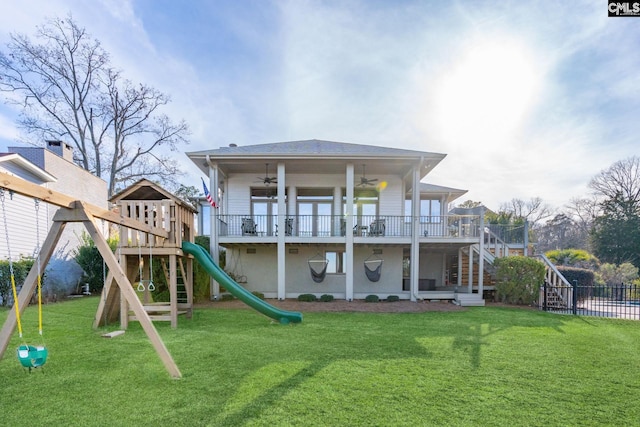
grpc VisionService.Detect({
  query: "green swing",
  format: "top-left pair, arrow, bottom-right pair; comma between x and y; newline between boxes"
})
1,191 -> 48,372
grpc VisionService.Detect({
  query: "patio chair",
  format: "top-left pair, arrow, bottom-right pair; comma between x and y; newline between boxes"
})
368,219 -> 386,236
241,218 -> 257,236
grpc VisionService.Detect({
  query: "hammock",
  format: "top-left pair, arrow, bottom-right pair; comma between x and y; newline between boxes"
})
308,253 -> 329,283
364,253 -> 383,282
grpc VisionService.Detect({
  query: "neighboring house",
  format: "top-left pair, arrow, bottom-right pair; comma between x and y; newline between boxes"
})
188,139 -> 526,306
1,141 -> 108,297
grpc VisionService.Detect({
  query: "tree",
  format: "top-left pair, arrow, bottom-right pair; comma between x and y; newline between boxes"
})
456,200 -> 483,209
535,213 -> 587,252
589,157 -> 640,268
590,193 -> 640,267
598,262 -> 638,287
499,197 -> 554,227
0,15 -> 189,196
589,156 -> 640,205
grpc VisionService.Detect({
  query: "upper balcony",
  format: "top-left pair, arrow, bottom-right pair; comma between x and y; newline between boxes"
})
215,214 -> 482,241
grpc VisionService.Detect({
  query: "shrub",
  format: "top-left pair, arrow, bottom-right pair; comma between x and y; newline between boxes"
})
545,249 -> 599,269
555,266 -> 595,301
365,294 -> 379,303
386,295 -> 399,302
297,293 -> 317,302
193,236 -> 212,302
73,232 -> 118,293
252,291 -> 265,300
320,294 -> 334,302
0,257 -> 37,306
494,256 -> 545,305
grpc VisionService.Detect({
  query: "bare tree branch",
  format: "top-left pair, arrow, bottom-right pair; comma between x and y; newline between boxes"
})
0,15 -> 190,197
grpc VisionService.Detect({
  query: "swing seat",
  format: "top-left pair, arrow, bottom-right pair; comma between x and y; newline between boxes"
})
17,344 -> 48,369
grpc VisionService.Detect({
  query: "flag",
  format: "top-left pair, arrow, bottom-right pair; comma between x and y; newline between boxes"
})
201,178 -> 218,208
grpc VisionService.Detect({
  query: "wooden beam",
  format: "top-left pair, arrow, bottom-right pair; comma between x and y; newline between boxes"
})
0,221 -> 66,359
1,173 -> 167,238
82,211 -> 182,379
94,270 -> 117,329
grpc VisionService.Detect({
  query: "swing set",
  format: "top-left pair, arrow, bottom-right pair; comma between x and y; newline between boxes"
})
1,191 -> 47,371
0,171 -> 182,378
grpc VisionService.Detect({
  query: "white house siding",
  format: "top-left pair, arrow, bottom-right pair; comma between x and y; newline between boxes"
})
8,146 -> 108,296
226,178 -> 252,214
284,246 -> 347,296
377,176 -> 404,216
353,246 -> 404,297
0,192 -> 47,260
226,247 -> 278,295
418,251 -> 444,285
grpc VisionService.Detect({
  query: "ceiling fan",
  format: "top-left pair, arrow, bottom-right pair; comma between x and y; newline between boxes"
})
255,163 -> 277,185
356,164 -> 378,187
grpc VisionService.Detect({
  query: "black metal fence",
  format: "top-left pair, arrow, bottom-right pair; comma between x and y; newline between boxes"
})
539,282 -> 640,320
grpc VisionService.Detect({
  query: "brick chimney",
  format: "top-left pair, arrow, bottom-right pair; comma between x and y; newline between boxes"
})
46,140 -> 74,162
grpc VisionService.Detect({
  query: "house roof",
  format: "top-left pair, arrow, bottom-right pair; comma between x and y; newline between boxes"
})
415,183 -> 467,203
188,139 -> 444,158
187,139 -> 446,178
110,179 -> 197,212
449,205 -> 495,216
0,153 -> 57,183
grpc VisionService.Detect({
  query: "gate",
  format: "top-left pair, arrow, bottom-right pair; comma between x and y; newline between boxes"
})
539,282 -> 640,321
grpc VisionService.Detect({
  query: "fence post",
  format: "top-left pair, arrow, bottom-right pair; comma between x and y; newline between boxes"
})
543,280 -> 547,312
572,280 -> 578,315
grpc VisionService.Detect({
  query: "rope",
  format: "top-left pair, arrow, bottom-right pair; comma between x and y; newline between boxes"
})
148,234 -> 155,292
1,188 -> 24,339
34,198 -> 45,343
137,231 -> 145,292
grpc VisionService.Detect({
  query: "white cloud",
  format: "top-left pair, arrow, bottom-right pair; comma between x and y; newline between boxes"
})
1,0 -> 639,210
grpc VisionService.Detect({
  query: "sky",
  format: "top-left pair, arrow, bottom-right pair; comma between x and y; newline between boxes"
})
0,0 -> 638,211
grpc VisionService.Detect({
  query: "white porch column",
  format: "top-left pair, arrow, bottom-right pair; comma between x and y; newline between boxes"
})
288,186 -> 297,237
277,162 -> 286,300
410,164 -> 420,302
345,163 -> 354,301
333,186 -> 342,236
478,207 -> 485,296
208,160 -> 220,299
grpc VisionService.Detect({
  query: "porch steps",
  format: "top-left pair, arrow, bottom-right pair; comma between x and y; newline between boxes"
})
454,293 -> 486,307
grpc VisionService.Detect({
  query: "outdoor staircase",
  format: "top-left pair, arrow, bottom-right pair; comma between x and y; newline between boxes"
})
454,292 -> 486,306
537,254 -> 572,309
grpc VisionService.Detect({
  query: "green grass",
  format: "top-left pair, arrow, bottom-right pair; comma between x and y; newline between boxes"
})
1,298 -> 640,426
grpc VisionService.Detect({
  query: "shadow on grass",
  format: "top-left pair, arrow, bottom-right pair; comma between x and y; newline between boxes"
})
179,306 -> 570,424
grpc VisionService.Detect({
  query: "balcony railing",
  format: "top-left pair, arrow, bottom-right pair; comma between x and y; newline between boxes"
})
215,214 -> 482,239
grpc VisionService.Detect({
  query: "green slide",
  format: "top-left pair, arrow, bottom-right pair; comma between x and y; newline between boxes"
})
182,241 -> 302,324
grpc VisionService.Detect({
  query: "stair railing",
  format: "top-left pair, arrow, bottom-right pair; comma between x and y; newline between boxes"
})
537,254 -> 572,308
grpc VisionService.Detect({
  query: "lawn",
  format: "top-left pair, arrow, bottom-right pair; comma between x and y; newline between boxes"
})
1,297 -> 639,426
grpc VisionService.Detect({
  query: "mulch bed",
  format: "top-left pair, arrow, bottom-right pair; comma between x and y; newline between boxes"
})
195,298 -> 466,313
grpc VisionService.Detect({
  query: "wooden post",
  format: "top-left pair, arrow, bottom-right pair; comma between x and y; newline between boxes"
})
169,254 -> 177,328
82,210 -> 181,378
94,270 -> 116,328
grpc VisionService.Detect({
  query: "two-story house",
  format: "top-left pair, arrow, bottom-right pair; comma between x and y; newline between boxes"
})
188,139 -> 493,306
